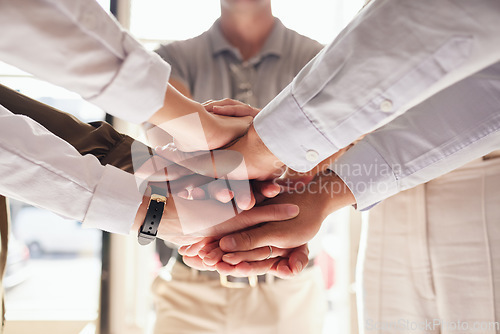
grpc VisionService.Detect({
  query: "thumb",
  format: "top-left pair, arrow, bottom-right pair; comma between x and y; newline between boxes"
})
271,244 -> 309,279
155,144 -> 244,179
287,244 -> 310,275
219,206 -> 304,252
210,203 -> 299,237
211,105 -> 260,118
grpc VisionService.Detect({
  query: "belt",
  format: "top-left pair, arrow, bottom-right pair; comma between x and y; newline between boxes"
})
174,252 -> 314,288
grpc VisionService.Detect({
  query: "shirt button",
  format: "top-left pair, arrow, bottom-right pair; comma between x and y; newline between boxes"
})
306,150 -> 319,162
380,99 -> 393,113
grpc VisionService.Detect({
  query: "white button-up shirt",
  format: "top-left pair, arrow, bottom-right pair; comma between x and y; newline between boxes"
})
255,0 -> 500,172
253,0 -> 500,207
0,0 -> 171,234
332,61 -> 500,209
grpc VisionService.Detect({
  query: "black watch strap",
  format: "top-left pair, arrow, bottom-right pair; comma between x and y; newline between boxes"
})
138,186 -> 167,246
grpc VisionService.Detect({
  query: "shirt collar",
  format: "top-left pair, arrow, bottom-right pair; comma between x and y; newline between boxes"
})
208,18 -> 286,62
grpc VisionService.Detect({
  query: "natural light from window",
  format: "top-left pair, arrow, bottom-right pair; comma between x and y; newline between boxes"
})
130,0 -> 364,45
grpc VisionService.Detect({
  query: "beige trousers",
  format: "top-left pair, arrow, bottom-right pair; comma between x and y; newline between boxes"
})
358,156 -> 500,334
151,260 -> 327,334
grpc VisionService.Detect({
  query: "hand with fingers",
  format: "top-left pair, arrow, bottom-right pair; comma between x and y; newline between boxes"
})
154,97 -> 285,181
133,132 -> 283,205
154,97 -> 360,183
179,242 -> 310,279
175,170 -> 356,276
140,99 -> 353,271
132,180 -> 300,246
133,153 -> 283,249
148,87 -> 254,153
155,124 -> 285,181
203,98 -> 260,118
131,109 -> 289,247
218,171 -> 356,251
137,98 -> 279,203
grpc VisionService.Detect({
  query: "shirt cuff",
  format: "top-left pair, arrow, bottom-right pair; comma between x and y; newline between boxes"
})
83,164 -> 142,234
330,140 -> 399,211
88,34 -> 171,124
253,84 -> 338,173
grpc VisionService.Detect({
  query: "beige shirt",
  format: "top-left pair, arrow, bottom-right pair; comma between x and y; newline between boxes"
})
156,19 -> 324,109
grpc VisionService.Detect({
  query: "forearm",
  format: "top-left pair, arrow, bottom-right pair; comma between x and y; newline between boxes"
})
331,61 -> 500,209
286,171 -> 356,221
0,84 -> 151,174
253,0 -> 500,173
0,0 -> 170,123
149,84 -> 254,151
0,106 -> 142,234
318,172 -> 357,215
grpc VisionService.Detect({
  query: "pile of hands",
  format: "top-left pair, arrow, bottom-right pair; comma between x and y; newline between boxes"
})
134,99 -> 355,279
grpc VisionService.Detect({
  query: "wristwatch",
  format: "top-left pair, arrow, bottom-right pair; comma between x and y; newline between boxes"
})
138,186 -> 168,245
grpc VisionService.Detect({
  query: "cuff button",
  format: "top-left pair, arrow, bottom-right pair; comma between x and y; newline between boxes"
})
380,100 -> 393,113
306,150 -> 319,162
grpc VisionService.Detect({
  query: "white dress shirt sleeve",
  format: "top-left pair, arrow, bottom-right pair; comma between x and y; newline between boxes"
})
0,0 -> 171,124
330,61 -> 500,210
254,0 -> 500,172
0,106 -> 142,234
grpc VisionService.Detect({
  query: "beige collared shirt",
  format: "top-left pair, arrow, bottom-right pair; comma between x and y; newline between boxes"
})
155,19 -> 324,109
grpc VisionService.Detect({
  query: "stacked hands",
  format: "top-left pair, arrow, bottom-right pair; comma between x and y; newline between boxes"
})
133,98 -> 356,279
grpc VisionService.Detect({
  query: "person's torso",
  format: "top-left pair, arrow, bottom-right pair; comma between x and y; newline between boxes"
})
157,21 -> 324,109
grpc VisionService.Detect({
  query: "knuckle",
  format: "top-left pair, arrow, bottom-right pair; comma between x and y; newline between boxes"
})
269,205 -> 285,221
238,230 -> 254,249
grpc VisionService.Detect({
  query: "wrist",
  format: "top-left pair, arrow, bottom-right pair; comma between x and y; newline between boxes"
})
132,185 -> 172,242
243,125 -> 284,179
306,171 -> 356,218
148,85 -> 210,150
324,173 -> 356,213
157,196 -> 178,238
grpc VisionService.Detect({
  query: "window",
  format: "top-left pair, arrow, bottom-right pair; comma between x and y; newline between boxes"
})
129,0 -> 364,47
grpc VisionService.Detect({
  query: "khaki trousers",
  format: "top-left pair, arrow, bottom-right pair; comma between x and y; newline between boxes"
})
359,156 -> 500,334
151,259 -> 327,334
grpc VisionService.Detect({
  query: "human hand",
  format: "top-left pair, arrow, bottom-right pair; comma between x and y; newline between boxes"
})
153,95 -> 279,180
173,171 -> 354,276
131,142 -> 269,209
155,124 -> 285,181
172,177 -> 283,211
203,98 -> 260,118
180,243 -> 310,279
132,186 -> 300,246
148,85 -> 253,152
217,171 -> 355,252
